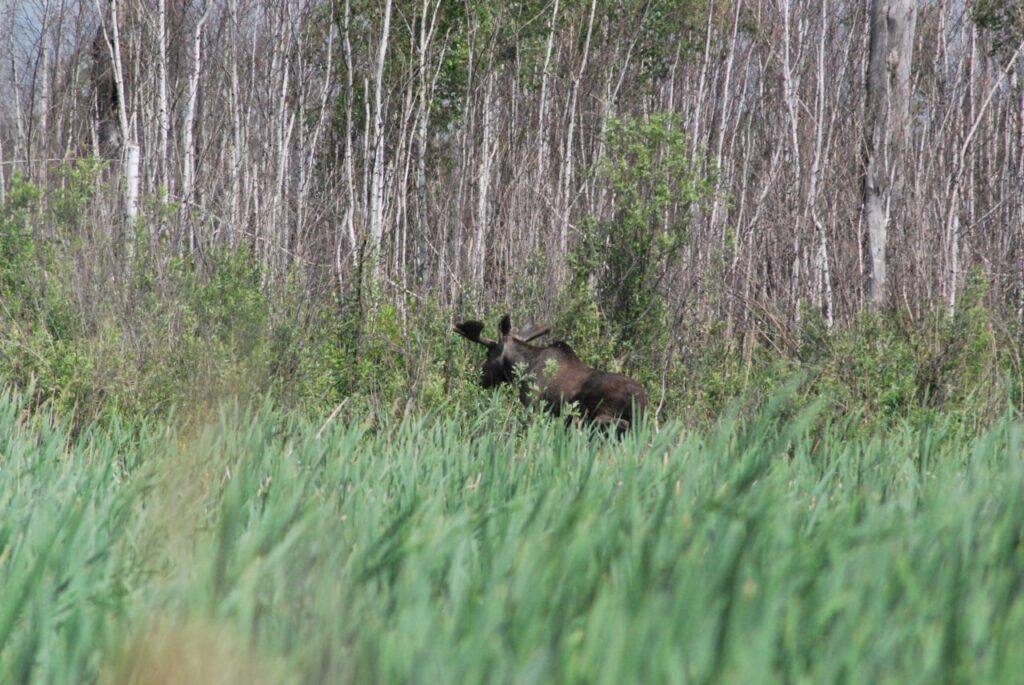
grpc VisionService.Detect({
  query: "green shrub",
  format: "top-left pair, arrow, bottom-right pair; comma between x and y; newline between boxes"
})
0,173 -> 41,311
302,279 -> 490,420
570,114 -> 716,363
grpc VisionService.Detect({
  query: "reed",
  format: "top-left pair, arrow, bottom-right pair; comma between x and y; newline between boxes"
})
1,388 -> 1022,683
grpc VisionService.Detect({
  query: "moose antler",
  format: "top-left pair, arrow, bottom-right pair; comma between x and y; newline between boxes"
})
513,320 -> 551,344
453,320 -> 497,347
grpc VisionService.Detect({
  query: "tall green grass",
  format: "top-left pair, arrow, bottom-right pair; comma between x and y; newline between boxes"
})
1,387 -> 1023,683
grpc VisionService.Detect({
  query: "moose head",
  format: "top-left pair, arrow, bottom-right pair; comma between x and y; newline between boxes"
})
453,314 -> 647,433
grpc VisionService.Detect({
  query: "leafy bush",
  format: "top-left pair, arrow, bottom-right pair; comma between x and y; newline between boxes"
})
302,279 -> 494,421
569,114 -> 716,367
0,167 -> 295,425
0,173 -> 41,311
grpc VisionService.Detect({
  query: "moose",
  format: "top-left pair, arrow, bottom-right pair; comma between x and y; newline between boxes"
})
453,314 -> 647,433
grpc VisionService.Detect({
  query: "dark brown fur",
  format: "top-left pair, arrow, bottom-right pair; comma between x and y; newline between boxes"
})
453,315 -> 647,433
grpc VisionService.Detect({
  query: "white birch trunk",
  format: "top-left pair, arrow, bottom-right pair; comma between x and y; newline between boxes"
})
97,0 -> 138,225
537,0 -> 559,183
339,0 -> 357,291
157,0 -> 170,199
557,0 -> 596,264
228,0 -> 243,244
414,0 -> 442,284
368,0 -> 394,275
182,7 -> 209,253
781,0 -> 803,316
711,0 -> 742,247
472,73 -> 495,291
36,0 -> 51,184
271,4 -> 294,277
810,0 -> 833,327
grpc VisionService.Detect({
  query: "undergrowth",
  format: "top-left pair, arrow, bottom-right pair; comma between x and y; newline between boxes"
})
1,161 -> 1020,434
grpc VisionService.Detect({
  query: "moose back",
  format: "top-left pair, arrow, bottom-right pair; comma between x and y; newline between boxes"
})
453,315 -> 647,432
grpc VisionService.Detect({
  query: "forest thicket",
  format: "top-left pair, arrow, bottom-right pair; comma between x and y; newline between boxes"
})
1,0 -> 1023,425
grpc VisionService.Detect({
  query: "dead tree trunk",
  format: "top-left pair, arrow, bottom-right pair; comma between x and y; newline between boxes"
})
861,0 -> 916,307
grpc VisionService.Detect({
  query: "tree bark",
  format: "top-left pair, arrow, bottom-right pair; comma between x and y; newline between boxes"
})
368,0 -> 394,277
471,72 -> 494,292
182,6 -> 209,254
94,0 -> 139,225
862,0 -> 917,307
156,0 -> 170,200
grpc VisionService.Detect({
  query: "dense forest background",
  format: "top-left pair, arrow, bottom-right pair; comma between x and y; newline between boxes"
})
1,0 -> 1023,427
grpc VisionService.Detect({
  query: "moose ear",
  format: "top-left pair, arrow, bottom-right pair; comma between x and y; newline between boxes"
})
453,320 -> 496,347
498,314 -> 512,338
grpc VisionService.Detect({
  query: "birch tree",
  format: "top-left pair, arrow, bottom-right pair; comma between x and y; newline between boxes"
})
94,0 -> 139,224
181,3 -> 208,253
367,0 -> 393,276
